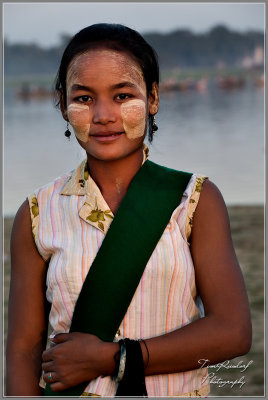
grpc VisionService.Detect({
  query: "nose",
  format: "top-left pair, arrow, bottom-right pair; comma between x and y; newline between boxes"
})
92,99 -> 116,124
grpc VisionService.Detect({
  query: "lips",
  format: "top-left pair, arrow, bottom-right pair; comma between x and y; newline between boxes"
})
90,131 -> 124,142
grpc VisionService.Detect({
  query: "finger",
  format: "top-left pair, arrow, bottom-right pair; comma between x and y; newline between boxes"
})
43,371 -> 58,384
42,348 -> 53,362
51,333 -> 70,344
42,346 -> 57,362
42,360 -> 54,372
49,381 -> 69,392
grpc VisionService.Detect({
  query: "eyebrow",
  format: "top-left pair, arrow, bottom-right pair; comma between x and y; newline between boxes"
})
70,84 -> 92,93
111,82 -> 137,90
70,81 -> 138,93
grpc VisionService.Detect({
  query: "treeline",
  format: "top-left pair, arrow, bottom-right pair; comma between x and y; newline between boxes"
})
145,25 -> 264,69
4,25 -> 264,76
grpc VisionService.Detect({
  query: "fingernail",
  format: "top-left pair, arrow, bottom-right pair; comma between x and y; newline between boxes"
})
49,334 -> 56,347
49,334 -> 55,339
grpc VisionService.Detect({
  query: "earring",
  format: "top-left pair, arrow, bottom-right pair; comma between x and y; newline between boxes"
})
152,115 -> 158,133
64,122 -> 71,140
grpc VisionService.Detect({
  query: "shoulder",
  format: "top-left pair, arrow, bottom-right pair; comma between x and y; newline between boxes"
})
27,171 -> 73,234
12,199 -> 37,242
195,179 -> 229,220
24,165 -> 83,259
199,179 -> 225,201
12,199 -> 32,231
11,199 -> 43,260
190,179 -> 231,244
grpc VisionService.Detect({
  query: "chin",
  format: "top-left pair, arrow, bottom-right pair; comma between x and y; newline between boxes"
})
86,148 -> 129,162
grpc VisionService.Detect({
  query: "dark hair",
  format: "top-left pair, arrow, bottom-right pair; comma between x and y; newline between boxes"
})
55,23 -> 159,142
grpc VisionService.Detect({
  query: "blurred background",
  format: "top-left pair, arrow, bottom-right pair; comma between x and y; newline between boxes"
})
3,2 -> 265,397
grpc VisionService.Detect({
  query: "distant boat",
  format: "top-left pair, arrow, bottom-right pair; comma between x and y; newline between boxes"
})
216,76 -> 246,90
16,84 -> 54,100
254,75 -> 264,88
159,77 -> 208,92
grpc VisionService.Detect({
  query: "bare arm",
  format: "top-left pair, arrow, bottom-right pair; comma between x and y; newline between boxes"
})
41,180 -> 252,391
142,180 -> 252,375
6,200 -> 48,395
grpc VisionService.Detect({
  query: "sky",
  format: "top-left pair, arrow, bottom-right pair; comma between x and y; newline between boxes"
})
3,2 -> 265,48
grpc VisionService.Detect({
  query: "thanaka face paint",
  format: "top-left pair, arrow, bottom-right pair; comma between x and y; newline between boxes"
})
67,104 -> 91,142
121,99 -> 146,139
65,50 -> 149,144
66,49 -> 147,99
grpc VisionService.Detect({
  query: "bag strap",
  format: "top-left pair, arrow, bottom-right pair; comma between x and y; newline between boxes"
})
45,160 -> 192,396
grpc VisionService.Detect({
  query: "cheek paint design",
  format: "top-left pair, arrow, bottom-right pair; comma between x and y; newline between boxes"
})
121,100 -> 146,139
67,104 -> 91,142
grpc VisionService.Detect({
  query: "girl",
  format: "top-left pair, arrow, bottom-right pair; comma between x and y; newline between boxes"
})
6,23 -> 251,397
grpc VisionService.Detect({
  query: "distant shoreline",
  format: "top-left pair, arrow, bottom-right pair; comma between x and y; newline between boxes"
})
3,204 -> 264,223
3,203 -> 264,220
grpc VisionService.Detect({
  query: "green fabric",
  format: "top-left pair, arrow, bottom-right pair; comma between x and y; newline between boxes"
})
45,160 -> 192,396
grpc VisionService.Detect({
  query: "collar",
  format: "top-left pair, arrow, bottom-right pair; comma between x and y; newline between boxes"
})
60,144 -> 149,234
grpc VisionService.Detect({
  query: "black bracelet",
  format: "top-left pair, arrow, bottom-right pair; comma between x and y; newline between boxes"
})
139,339 -> 150,370
115,339 -> 147,397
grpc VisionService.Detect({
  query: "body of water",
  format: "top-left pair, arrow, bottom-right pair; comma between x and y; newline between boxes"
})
4,80 -> 264,216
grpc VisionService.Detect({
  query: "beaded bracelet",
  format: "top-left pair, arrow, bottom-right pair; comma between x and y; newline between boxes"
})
115,339 -> 126,382
115,339 -> 148,396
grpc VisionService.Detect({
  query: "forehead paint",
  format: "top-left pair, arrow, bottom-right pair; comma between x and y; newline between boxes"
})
66,49 -> 147,98
67,104 -> 90,142
121,99 -> 146,139
66,52 -> 89,97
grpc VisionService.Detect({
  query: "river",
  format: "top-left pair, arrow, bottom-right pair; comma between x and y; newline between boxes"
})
4,77 -> 264,216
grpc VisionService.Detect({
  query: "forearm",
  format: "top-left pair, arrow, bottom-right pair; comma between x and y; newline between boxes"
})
141,314 -> 251,376
6,351 -> 44,396
7,200 -> 49,395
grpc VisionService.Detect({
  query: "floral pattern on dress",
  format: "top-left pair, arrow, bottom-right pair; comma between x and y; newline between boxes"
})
28,144 -> 149,236
186,175 -> 208,242
28,193 -> 39,243
86,198 -> 113,232
58,144 -> 149,234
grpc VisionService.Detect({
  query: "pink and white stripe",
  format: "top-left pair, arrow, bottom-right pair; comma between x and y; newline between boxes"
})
29,167 -> 209,397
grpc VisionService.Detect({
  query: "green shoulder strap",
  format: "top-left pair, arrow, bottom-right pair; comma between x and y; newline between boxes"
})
45,160 -> 192,396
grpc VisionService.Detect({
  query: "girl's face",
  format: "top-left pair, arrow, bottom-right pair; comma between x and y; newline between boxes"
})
62,48 -> 159,161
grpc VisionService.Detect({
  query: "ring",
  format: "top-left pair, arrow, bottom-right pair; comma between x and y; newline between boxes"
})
48,372 -> 53,380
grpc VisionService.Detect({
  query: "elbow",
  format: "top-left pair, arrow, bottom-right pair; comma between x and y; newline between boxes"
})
213,311 -> 252,359
238,325 -> 252,355
229,317 -> 252,357
235,332 -> 252,357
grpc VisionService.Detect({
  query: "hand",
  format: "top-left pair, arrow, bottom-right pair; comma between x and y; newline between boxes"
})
42,332 -> 119,392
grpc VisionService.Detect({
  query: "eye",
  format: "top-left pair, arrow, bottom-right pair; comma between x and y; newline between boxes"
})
115,93 -> 133,101
74,95 -> 93,103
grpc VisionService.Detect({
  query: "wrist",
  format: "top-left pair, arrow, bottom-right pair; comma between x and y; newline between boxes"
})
100,341 -> 120,377
139,339 -> 150,372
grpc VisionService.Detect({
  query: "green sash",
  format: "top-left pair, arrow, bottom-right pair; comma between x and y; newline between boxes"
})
45,160 -> 192,396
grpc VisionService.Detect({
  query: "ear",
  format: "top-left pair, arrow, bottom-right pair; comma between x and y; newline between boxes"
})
148,82 -> 159,115
59,90 -> 68,121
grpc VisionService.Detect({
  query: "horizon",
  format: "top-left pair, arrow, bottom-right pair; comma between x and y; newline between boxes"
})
4,22 -> 265,49
3,2 -> 265,48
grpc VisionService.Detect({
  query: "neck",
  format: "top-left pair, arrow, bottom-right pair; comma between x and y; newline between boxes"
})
87,146 -> 144,213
